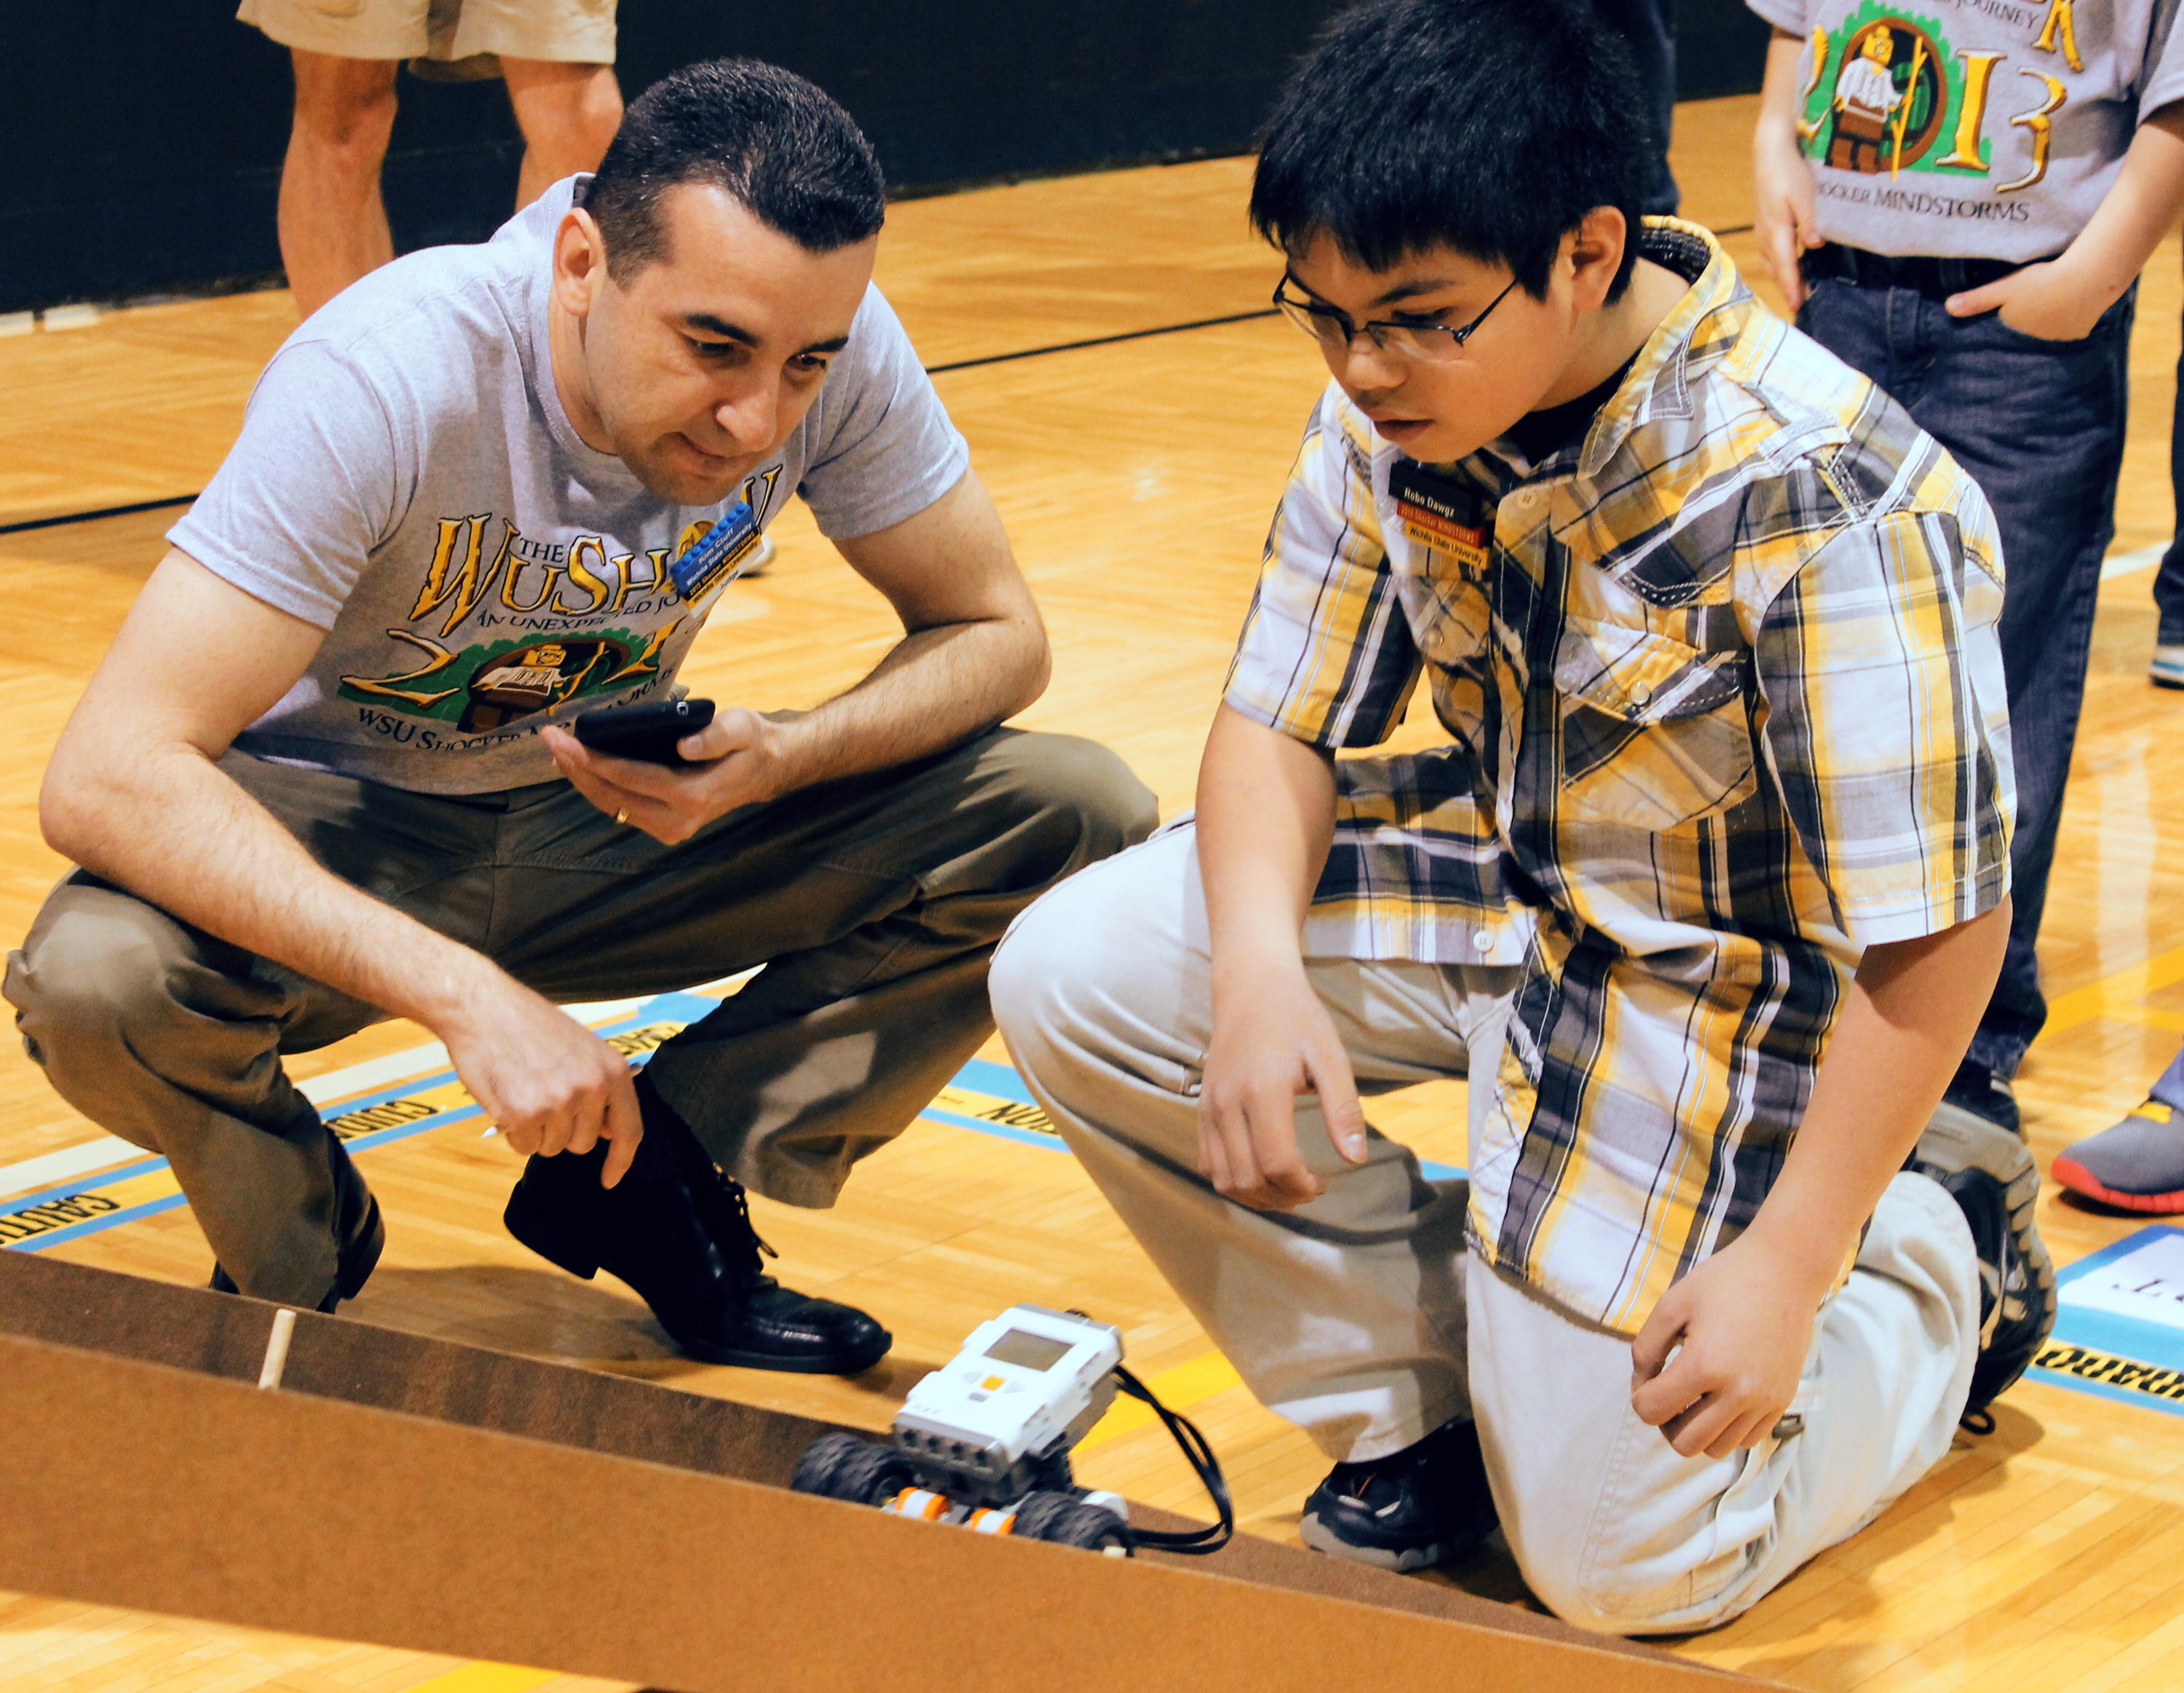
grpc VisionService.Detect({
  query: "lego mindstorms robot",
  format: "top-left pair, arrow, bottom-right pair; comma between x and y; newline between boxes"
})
791,1304 -> 1232,1558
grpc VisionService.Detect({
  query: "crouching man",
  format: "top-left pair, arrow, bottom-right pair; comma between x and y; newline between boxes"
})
9,58 -> 1154,1371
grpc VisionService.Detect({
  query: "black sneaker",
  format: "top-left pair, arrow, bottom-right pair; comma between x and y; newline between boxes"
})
503,1075 -> 891,1375
1943,1058 -> 2021,1138
1298,1417 -> 1498,1572
1911,1100 -> 2056,1421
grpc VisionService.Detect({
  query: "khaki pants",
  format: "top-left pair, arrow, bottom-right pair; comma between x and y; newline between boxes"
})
6,730 -> 1155,1307
237,0 -> 617,66
991,825 -> 1979,1634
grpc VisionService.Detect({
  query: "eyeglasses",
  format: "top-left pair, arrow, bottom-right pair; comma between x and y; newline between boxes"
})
1270,274 -> 1520,364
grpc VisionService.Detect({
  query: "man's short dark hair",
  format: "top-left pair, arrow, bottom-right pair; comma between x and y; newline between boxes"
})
1251,0 -> 1652,301
581,58 -> 886,279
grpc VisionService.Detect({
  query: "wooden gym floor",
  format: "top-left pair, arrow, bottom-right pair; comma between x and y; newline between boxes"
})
7,93 -> 2184,1692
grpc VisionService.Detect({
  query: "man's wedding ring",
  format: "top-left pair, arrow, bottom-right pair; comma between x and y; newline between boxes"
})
614,809 -> 630,825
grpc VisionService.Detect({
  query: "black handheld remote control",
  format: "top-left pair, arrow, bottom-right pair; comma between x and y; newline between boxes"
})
571,698 -> 716,766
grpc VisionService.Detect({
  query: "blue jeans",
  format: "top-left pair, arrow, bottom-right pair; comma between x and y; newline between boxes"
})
1800,277 -> 2134,1078
2156,250 -> 2184,646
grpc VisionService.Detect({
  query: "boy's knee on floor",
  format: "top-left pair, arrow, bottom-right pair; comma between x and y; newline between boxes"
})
1520,1547 -> 1757,1638
1506,1454 -> 1779,1638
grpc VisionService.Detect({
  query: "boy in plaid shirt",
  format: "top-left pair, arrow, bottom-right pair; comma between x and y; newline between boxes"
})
994,0 -> 2051,1633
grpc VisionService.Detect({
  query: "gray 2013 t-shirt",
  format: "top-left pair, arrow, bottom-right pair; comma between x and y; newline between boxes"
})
1749,0 -> 2184,260
171,176 -> 970,794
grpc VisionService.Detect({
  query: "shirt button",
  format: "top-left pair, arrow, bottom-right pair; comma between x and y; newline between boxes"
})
1629,681 -> 1653,706
1473,929 -> 1495,951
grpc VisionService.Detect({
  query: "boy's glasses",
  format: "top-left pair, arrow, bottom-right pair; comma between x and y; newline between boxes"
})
1271,274 -> 1519,364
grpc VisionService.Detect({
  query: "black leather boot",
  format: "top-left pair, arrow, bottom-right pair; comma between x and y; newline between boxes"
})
210,1125 -> 386,1312
503,1077 -> 892,1374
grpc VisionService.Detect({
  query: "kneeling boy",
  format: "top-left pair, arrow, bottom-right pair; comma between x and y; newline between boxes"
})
994,0 -> 2051,1634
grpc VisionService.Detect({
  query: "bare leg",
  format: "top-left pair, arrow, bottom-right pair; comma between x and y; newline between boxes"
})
502,59 -> 624,210
279,51 -> 400,320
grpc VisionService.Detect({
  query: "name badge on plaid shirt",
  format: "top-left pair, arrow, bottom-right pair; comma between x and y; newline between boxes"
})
1389,461 -> 1490,573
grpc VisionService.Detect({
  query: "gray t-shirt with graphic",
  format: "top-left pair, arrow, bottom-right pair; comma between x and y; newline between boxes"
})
1749,0 -> 2184,259
171,176 -> 969,794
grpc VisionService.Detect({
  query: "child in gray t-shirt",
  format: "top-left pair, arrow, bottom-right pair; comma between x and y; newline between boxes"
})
1751,0 -> 2184,1135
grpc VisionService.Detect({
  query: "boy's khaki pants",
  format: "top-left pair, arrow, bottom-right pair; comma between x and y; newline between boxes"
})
5,730 -> 1155,1308
992,825 -> 1980,1635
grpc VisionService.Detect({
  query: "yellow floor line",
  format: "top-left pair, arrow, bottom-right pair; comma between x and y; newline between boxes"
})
401,1664 -> 559,1693
2100,1004 -> 2184,1036
1079,1350 -> 1243,1451
2044,943 -> 2184,1036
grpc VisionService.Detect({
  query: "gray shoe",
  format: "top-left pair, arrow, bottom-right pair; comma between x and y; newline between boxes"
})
2054,1098 -> 2184,1213
2152,643 -> 2184,690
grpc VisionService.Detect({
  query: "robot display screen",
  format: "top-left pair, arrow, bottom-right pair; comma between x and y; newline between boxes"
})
983,1329 -> 1075,1372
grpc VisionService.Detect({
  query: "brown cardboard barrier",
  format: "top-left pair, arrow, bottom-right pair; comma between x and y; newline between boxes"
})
0,1251 -> 1767,1690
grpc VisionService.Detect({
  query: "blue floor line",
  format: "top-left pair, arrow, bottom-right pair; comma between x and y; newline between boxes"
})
5,990 -> 1472,1253
923,1095 -> 1468,1181
1,1154 -> 173,1218
11,1191 -> 192,1251
1,1002 -> 686,1254
954,1055 -> 1040,1106
917,1105 -> 1072,1153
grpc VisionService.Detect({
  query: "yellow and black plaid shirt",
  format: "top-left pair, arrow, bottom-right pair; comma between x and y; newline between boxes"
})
1224,222 -> 2014,1333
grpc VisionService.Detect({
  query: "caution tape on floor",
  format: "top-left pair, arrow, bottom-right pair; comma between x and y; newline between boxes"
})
927,1083 -> 1060,1136
2033,1339 -> 2184,1404
0,1191 -> 122,1242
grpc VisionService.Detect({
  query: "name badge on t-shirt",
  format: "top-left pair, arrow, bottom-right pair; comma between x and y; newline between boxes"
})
1388,461 -> 1490,572
669,499 -> 763,603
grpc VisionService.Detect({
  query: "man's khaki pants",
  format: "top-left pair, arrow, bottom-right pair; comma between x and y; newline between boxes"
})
991,825 -> 1980,1635
7,729 -> 1155,1307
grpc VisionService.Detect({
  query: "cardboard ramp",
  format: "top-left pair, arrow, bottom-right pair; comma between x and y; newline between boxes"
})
0,1251 -> 1768,1691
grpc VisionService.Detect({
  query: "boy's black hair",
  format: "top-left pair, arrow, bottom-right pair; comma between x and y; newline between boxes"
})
580,58 -> 885,279
1251,0 -> 1652,301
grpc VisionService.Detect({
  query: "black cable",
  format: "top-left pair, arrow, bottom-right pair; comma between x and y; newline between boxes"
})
10,216 -> 1764,539
1107,1362 -> 1235,1555
925,309 -> 1281,375
0,493 -> 198,536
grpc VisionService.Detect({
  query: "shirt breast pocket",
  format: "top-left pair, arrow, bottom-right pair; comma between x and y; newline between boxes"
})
1553,616 -> 1757,831
1392,546 -> 1492,670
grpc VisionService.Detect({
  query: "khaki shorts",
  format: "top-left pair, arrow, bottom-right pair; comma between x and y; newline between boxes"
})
237,0 -> 616,65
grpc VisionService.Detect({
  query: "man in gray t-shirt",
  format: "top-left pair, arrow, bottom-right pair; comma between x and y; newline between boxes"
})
4,60 -> 1155,1371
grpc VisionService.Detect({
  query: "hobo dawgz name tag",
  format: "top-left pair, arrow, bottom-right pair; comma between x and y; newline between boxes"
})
1388,461 -> 1490,572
